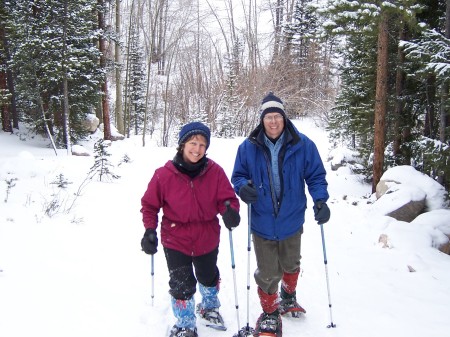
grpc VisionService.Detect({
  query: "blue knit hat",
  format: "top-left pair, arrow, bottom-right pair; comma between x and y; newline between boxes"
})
178,122 -> 211,149
260,92 -> 286,120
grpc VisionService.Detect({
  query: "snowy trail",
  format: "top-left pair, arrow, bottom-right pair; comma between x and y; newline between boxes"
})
1,119 -> 450,337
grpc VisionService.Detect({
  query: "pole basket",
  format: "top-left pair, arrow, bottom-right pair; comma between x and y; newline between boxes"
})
233,326 -> 255,337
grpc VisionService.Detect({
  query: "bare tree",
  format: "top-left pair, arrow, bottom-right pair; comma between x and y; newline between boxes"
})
142,0 -> 167,147
122,0 -> 136,138
115,0 -> 124,135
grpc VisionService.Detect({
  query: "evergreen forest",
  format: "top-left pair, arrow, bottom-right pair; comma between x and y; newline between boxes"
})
0,0 -> 449,194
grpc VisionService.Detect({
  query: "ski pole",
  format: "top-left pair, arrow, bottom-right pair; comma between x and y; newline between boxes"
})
229,230 -> 241,330
245,203 -> 252,333
320,223 -> 336,328
233,201 -> 255,337
151,254 -> 155,306
226,201 -> 241,331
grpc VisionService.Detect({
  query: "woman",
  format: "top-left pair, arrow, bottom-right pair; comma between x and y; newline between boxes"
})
140,122 -> 240,337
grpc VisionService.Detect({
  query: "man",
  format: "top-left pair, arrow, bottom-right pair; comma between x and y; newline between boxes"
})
231,92 -> 330,337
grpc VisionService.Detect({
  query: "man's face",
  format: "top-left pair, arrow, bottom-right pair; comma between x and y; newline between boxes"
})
262,112 -> 284,139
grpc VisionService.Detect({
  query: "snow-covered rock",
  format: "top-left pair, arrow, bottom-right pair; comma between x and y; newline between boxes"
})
82,113 -> 100,133
71,145 -> 90,156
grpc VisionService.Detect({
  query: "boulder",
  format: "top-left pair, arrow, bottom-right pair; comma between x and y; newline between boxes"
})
328,146 -> 358,171
374,165 -> 448,223
376,179 -> 398,199
82,114 -> 100,133
98,123 -> 125,141
385,199 -> 426,223
371,183 -> 426,222
439,236 -> 450,255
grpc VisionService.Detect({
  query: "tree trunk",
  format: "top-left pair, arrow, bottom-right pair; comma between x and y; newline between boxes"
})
62,0 -> 71,153
440,0 -> 450,144
372,11 -> 389,193
98,0 -> 111,141
115,0 -> 124,135
0,69 -> 12,132
30,59 -> 58,155
393,25 -> 407,163
142,0 -> 168,146
123,0 -> 134,138
0,13 -> 18,129
423,73 -> 436,138
437,0 -> 450,187
272,0 -> 284,61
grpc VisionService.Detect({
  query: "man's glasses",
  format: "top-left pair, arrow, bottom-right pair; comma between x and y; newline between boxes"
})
263,114 -> 284,122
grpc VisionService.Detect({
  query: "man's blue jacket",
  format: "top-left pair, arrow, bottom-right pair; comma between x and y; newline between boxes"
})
231,119 -> 329,241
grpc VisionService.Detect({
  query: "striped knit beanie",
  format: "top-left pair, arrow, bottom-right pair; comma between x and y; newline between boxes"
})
260,92 -> 286,120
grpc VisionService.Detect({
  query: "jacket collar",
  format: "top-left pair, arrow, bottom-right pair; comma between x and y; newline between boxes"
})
172,153 -> 208,178
166,156 -> 213,179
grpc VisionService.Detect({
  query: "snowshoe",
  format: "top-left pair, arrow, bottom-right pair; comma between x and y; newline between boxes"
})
279,296 -> 306,318
168,325 -> 198,337
196,303 -> 227,331
254,310 -> 282,337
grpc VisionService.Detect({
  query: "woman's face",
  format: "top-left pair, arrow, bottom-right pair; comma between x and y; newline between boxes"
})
182,134 -> 208,164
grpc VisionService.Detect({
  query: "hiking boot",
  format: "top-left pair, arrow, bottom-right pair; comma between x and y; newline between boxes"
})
279,296 -> 306,317
279,288 -> 306,317
169,325 -> 198,337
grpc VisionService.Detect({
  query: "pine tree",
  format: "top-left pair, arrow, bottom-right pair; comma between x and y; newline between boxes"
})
0,1 -> 16,132
217,40 -> 243,138
278,0 -> 336,119
324,1 -> 379,173
8,0 -> 103,146
125,25 -> 146,137
89,139 -> 120,182
322,0 -> 423,182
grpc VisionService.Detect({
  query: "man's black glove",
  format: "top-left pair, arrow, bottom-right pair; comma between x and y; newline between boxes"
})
313,200 -> 330,224
239,183 -> 257,204
222,203 -> 240,230
141,228 -> 158,255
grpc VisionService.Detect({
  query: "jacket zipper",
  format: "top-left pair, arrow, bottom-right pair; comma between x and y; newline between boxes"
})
262,147 -> 279,217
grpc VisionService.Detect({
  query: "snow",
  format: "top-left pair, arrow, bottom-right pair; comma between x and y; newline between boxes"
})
1,118 -> 449,337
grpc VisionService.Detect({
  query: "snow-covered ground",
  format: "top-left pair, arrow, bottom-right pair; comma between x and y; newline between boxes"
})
1,118 -> 449,337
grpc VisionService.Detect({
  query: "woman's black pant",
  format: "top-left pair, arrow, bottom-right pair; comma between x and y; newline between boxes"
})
164,247 -> 220,300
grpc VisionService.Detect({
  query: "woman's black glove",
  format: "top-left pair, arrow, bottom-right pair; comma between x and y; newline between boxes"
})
222,204 -> 240,230
141,228 -> 158,255
239,183 -> 257,204
313,200 -> 330,224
